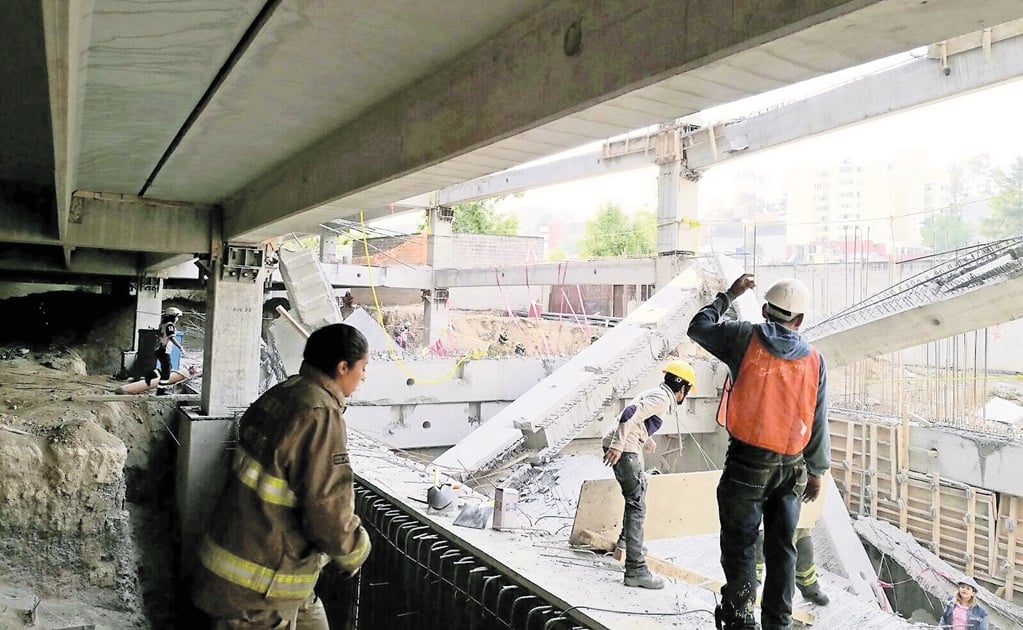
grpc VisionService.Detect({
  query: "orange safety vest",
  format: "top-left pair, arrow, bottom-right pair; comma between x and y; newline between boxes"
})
716,330 -> 821,455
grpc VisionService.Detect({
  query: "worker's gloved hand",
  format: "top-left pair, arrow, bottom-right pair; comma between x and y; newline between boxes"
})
803,475 -> 822,503
332,525 -> 371,577
642,437 -> 657,454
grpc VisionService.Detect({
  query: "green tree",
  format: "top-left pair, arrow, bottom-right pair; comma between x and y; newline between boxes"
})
577,203 -> 656,258
920,211 -> 971,252
980,156 -> 1023,239
451,199 -> 519,235
546,247 -> 566,262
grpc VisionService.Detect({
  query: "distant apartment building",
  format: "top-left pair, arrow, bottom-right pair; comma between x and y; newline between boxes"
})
785,150 -> 950,261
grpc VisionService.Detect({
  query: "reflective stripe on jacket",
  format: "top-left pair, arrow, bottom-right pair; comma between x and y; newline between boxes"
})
716,330 -> 821,455
192,362 -> 363,619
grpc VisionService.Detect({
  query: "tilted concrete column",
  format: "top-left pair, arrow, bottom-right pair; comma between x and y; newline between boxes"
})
319,226 -> 338,263
133,275 -> 163,350
656,160 -> 701,254
423,206 -> 453,348
655,160 -> 700,288
200,244 -> 267,417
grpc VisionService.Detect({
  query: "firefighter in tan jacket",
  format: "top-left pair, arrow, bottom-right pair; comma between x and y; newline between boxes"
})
193,323 -> 371,629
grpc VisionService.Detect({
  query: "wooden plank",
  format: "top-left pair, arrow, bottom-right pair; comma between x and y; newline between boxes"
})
931,473 -> 942,555
1006,496 -> 1019,596
844,424 -> 855,512
576,530 -> 816,626
569,471 -> 827,546
869,424 -> 879,517
897,424 -> 909,532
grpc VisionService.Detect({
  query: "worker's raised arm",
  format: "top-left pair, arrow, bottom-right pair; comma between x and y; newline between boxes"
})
688,274 -> 756,374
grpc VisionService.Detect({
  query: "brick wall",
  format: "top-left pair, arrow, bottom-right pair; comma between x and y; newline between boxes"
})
351,233 -> 547,311
352,233 -> 545,267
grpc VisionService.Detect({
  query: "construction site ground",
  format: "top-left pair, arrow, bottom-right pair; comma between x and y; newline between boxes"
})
1,289 -> 1019,628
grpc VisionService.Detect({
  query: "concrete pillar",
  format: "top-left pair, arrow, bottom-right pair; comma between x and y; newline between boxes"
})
319,227 -> 338,263
655,160 -> 701,288
424,206 -> 453,348
133,276 -> 163,350
656,160 -> 701,255
200,244 -> 267,417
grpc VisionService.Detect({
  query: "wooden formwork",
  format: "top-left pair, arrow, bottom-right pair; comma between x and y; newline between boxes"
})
828,415 -> 900,519
995,494 -> 1022,599
829,414 -> 1021,602
898,472 -> 998,579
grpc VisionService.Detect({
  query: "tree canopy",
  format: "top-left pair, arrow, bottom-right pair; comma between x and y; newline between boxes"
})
979,156 -> 1023,239
451,200 -> 519,235
920,211 -> 971,253
577,203 -> 656,258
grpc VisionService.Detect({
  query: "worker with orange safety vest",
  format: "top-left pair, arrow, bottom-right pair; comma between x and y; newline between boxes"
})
192,323 -> 372,629
688,274 -> 829,630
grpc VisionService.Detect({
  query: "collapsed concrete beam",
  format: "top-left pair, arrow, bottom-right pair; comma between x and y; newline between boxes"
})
805,239 -> 1023,368
433,257 -> 707,475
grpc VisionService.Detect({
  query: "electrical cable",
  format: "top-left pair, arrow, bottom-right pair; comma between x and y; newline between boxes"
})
559,603 -> 715,618
356,212 -> 476,385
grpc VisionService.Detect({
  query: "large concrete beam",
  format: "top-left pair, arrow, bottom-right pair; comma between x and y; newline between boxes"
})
67,192 -> 213,254
435,258 -> 656,288
805,238 -> 1023,368
685,27 -> 1023,170
435,151 -> 653,206
225,0 -> 1023,242
434,257 -> 705,475
909,425 -> 1023,497
424,26 -> 1023,210
322,264 -> 431,290
41,0 -> 89,268
0,246 -> 139,276
807,274 -> 1023,368
315,258 -> 656,290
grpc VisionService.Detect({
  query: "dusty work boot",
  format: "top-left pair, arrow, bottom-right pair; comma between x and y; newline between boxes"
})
798,582 -> 830,606
623,570 -> 665,589
716,603 -> 760,630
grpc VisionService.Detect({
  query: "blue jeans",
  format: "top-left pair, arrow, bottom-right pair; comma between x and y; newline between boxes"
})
611,452 -> 647,575
717,440 -> 807,630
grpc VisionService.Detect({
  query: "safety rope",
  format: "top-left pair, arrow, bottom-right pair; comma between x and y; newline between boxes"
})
357,212 -> 477,385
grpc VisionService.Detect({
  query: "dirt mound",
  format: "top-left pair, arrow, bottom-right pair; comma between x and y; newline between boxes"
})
371,304 -> 598,357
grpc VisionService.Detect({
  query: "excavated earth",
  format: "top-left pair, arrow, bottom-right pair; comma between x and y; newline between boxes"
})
0,291 -> 192,629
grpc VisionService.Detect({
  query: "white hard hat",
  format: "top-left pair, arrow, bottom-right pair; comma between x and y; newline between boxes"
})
763,279 -> 810,322
164,307 -> 183,317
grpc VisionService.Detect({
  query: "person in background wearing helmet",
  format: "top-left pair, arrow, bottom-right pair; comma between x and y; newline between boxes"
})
147,307 -> 184,387
688,274 -> 828,630
193,323 -> 372,630
602,360 -> 696,590
938,577 -> 989,630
